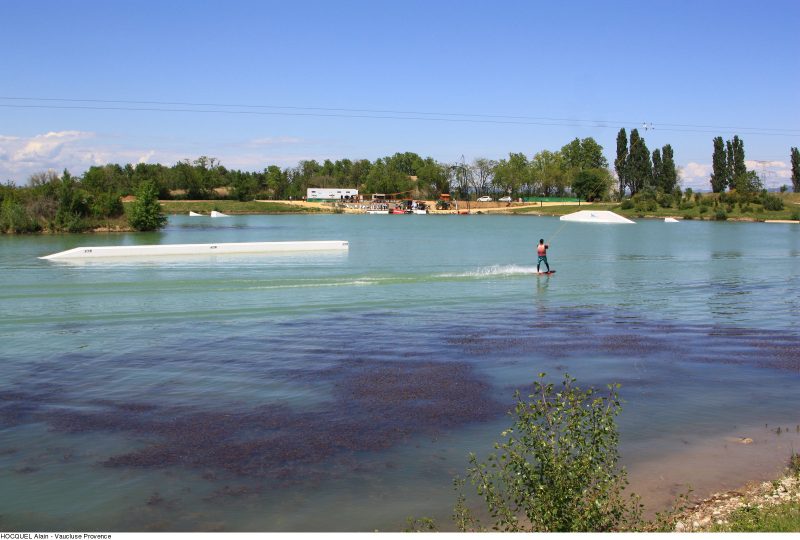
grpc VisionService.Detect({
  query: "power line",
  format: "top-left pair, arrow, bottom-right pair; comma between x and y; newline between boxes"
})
1,96 -> 798,137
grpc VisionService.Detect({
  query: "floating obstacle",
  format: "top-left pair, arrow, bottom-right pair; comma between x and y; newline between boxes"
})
559,210 -> 635,224
210,211 -> 229,217
189,211 -> 204,216
40,240 -> 349,260
664,217 -> 679,223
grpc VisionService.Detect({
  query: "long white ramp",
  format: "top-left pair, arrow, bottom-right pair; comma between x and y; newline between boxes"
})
41,240 -> 349,260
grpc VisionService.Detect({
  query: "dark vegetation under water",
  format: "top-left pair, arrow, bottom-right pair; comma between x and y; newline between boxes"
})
1,307 -> 798,491
2,360 -> 505,485
1,306 -> 799,535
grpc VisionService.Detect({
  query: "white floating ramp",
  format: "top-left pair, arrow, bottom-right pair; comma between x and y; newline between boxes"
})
40,240 -> 349,260
189,211 -> 204,216
210,210 -> 229,217
560,210 -> 635,224
664,217 -> 679,223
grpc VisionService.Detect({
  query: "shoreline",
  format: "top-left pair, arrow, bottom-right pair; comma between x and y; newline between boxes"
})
625,422 -> 800,520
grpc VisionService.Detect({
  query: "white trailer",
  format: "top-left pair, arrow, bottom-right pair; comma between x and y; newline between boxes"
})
306,188 -> 358,202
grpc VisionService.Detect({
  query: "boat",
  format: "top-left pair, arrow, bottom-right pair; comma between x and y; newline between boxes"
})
40,241 -> 349,260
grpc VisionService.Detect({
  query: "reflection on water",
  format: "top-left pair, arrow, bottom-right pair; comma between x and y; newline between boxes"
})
1,215 -> 799,531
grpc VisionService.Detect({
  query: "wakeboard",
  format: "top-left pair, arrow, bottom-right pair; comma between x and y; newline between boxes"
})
536,270 -> 556,275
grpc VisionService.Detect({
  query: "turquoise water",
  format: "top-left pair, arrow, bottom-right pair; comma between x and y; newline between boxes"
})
1,214 -> 799,531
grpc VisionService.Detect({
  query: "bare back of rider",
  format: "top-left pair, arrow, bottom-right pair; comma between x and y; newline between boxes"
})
536,238 -> 550,273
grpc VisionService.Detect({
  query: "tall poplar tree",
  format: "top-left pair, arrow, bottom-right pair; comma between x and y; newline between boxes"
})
731,136 -> 747,179
725,139 -> 735,191
651,148 -> 664,191
791,147 -> 800,193
710,137 -> 728,193
615,128 -> 628,198
626,129 -> 652,196
661,144 -> 678,193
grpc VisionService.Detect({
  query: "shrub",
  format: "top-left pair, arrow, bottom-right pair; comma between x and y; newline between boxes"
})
715,209 -> 728,221
455,374 -> 642,532
699,206 -> 708,214
657,194 -> 674,208
762,195 -> 784,211
128,181 -> 167,231
0,198 -> 41,233
620,199 -> 634,210
679,201 -> 695,210
91,193 -> 124,218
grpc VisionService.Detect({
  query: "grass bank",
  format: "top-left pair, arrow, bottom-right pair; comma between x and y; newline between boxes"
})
156,200 -> 329,215
510,193 -> 800,222
676,469 -> 800,532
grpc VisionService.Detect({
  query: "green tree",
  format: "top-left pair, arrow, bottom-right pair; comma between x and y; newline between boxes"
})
54,169 -> 91,232
229,170 -> 259,201
790,147 -> 800,193
529,150 -> 567,196
651,149 -> 664,192
365,159 -> 412,195
263,165 -> 288,199
561,137 -> 608,170
661,144 -> 678,193
417,158 -> 449,198
731,170 -> 762,194
625,129 -> 652,196
493,153 -> 529,197
615,128 -> 628,198
127,180 -> 167,231
385,152 -> 424,176
472,158 -> 497,196
456,373 -> 641,532
572,168 -> 612,201
731,136 -> 746,179
710,137 -> 728,193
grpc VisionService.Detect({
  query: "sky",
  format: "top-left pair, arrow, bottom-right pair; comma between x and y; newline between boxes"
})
1,0 -> 798,190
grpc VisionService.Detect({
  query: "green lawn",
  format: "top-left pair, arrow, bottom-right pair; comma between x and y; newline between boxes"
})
510,195 -> 800,222
712,501 -> 800,532
153,200 -> 327,215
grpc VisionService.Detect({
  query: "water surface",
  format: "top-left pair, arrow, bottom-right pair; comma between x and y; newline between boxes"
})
1,214 -> 799,531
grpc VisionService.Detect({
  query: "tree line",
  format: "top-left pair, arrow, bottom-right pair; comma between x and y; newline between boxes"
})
0,138 -> 620,233
3,131 -> 798,234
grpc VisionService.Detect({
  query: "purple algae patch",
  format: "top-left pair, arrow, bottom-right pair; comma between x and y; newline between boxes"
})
36,359 -> 505,482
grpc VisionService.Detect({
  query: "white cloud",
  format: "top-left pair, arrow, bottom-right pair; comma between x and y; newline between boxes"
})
0,131 -> 184,183
11,131 -> 93,163
138,150 -> 156,163
745,160 -> 786,169
679,162 -> 713,190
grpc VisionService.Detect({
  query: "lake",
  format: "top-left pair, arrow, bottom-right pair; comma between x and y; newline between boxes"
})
1,214 -> 799,531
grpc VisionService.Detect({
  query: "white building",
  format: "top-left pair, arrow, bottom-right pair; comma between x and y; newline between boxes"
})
306,188 -> 359,202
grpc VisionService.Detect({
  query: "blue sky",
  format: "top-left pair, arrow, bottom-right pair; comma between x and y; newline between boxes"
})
1,0 -> 798,189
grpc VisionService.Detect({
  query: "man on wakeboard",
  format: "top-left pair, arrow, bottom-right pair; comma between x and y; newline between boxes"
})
536,238 -> 550,273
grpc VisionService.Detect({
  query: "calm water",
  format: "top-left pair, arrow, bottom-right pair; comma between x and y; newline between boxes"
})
1,214 -> 799,531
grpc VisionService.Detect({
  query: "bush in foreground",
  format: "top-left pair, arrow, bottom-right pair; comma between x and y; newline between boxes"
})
409,374 -> 648,532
